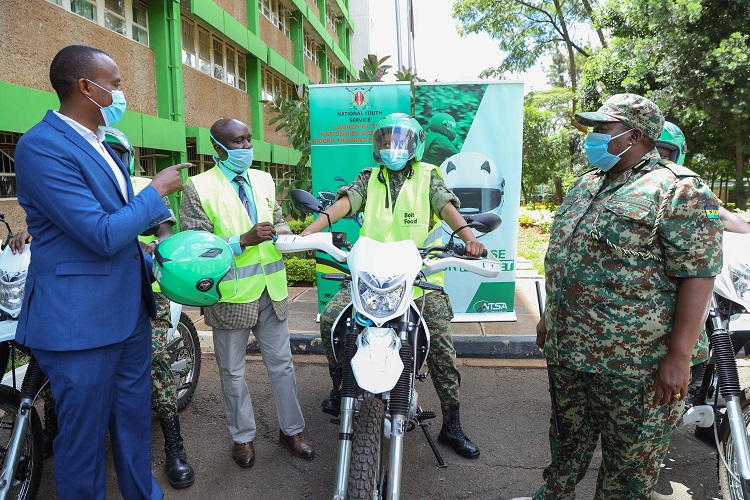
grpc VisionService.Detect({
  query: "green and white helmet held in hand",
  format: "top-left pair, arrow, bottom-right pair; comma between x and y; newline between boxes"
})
153,230 -> 238,306
656,121 -> 688,165
371,113 -> 426,171
101,126 -> 135,175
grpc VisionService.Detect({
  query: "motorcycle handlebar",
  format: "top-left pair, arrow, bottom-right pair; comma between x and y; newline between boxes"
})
420,242 -> 488,258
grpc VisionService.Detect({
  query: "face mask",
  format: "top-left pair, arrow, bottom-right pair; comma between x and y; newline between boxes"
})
584,128 -> 634,172
210,133 -> 254,174
85,79 -> 126,126
380,149 -> 411,171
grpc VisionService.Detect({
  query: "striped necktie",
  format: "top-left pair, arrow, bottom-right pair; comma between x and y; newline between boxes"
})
234,175 -> 257,224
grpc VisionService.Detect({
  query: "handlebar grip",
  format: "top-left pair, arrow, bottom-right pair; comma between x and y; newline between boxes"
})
481,248 -> 488,257
448,242 -> 488,258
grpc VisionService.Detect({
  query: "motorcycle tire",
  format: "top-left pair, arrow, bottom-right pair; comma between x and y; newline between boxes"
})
0,385 -> 43,500
348,398 -> 386,499
171,313 -> 201,412
718,395 -> 750,500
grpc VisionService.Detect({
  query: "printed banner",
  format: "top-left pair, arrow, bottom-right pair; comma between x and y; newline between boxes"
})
308,83 -> 411,313
415,82 -> 524,321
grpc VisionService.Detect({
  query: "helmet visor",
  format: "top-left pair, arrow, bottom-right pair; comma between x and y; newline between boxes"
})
372,125 -> 417,157
452,188 -> 504,215
656,141 -> 679,163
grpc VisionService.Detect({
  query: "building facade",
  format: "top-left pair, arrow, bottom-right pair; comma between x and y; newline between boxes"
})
0,0 -> 357,230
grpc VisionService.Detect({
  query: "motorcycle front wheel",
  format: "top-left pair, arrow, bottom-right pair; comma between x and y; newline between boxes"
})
718,396 -> 750,499
0,385 -> 43,500
170,313 -> 201,412
348,398 -> 386,499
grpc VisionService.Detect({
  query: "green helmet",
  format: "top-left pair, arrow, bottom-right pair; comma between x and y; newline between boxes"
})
372,113 -> 426,170
102,126 -> 135,175
429,112 -> 457,141
656,121 -> 687,165
153,230 -> 237,306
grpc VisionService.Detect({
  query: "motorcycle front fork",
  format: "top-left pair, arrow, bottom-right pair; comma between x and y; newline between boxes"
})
0,354 -> 46,500
710,295 -> 750,498
333,319 -> 360,500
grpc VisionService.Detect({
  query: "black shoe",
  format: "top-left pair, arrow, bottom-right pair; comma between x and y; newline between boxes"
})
42,405 -> 59,458
321,365 -> 342,416
160,415 -> 196,489
437,404 -> 480,459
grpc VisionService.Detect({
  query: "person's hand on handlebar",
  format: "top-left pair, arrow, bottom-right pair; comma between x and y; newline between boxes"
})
464,240 -> 485,258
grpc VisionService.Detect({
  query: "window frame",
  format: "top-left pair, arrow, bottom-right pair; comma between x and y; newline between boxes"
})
181,16 -> 248,92
48,0 -> 149,46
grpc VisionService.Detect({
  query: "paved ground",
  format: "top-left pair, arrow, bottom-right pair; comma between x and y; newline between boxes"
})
35,356 -> 724,499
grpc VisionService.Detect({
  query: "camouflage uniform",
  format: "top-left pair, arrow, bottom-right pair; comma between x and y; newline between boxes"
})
152,291 -> 178,418
320,164 -> 462,406
533,94 -> 722,499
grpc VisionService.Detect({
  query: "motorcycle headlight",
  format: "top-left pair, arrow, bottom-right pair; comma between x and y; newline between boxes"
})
357,273 -> 406,319
0,269 -> 26,314
730,263 -> 750,302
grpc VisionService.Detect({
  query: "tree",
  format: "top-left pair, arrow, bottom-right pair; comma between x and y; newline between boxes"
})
579,0 -> 750,206
453,0 -> 605,130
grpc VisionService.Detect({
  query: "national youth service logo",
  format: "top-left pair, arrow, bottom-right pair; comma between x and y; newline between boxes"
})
347,86 -> 373,109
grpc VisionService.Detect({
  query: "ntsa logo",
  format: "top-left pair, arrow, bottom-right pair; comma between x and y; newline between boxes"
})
472,300 -> 508,313
346,86 -> 373,109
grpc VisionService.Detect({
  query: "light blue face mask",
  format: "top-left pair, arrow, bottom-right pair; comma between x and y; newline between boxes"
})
210,133 -> 254,174
584,128 -> 634,172
86,79 -> 126,126
380,149 -> 411,171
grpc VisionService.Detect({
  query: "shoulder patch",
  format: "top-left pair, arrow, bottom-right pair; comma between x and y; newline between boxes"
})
705,204 -> 720,220
657,160 -> 698,178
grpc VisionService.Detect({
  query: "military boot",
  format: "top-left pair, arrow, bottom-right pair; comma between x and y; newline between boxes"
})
438,403 -> 480,458
42,405 -> 59,458
160,415 -> 195,489
321,365 -> 343,416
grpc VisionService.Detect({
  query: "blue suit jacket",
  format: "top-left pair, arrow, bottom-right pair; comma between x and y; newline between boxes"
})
14,111 -> 170,351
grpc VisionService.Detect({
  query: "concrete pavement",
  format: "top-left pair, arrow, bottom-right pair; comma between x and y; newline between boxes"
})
185,257 -> 545,359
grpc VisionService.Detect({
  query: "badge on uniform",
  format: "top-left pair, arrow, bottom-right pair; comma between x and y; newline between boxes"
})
705,204 -> 720,219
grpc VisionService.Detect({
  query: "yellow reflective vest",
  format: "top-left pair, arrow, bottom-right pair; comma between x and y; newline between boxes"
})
361,162 -> 444,297
131,176 -> 161,293
190,167 -> 287,303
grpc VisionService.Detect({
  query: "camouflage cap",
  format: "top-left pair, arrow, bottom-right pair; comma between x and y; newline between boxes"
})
575,93 -> 665,141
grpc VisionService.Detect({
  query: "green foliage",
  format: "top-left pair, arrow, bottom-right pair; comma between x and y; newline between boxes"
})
517,227 -> 550,275
285,257 -> 317,286
518,207 -> 555,233
287,215 -> 314,234
358,54 -> 392,82
579,0 -> 750,206
394,66 -> 426,82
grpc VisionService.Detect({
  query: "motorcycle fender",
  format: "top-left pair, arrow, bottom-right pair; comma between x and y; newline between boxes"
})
350,327 -> 403,394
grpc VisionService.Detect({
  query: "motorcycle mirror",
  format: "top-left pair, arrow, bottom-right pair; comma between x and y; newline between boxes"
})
464,213 -> 502,234
290,189 -> 324,215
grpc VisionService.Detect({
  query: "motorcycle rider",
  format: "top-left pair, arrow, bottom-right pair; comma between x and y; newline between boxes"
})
9,129 -> 196,489
300,112 -> 486,459
656,121 -> 750,234
422,112 -> 459,167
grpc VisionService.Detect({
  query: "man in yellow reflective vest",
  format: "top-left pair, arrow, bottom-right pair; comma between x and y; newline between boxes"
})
301,113 -> 486,458
179,118 -> 313,468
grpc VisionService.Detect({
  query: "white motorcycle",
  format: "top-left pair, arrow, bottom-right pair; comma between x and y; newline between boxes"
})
277,190 -> 502,500
680,230 -> 750,499
0,213 -> 200,500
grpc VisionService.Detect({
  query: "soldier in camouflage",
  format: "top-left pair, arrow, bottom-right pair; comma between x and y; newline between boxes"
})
302,113 -> 486,459
512,94 -> 723,500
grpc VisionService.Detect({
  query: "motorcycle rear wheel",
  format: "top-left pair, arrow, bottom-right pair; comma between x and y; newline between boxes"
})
0,385 -> 43,500
718,396 -> 750,500
171,313 -> 201,412
348,398 -> 386,499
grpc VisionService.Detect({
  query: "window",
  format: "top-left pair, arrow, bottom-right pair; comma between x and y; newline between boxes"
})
0,133 -> 20,199
304,35 -> 319,65
326,2 -> 338,31
327,60 -> 339,83
258,0 -> 290,37
181,17 -> 248,91
186,144 -> 215,177
264,162 -> 294,202
261,67 -> 293,101
47,0 -> 149,46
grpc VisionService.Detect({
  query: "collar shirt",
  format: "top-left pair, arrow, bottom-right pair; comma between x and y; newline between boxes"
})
53,111 -> 129,201
542,152 -> 722,377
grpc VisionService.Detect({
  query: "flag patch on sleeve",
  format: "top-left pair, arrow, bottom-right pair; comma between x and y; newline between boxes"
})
705,204 -> 719,219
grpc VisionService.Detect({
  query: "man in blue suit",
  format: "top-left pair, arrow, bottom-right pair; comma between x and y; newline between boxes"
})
13,45 -> 190,499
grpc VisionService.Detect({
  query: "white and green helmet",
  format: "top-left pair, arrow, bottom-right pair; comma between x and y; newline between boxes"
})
101,126 -> 135,175
371,113 -> 426,170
